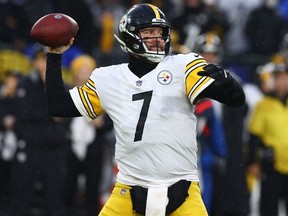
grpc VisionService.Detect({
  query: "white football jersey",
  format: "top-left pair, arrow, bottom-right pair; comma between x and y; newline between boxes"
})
69,53 -> 214,187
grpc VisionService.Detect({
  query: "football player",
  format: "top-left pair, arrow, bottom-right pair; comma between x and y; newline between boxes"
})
45,3 -> 245,216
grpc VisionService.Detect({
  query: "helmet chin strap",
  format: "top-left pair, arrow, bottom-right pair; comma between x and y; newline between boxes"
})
130,52 -> 164,64
144,53 -> 165,63
139,39 -> 166,63
114,34 -> 129,53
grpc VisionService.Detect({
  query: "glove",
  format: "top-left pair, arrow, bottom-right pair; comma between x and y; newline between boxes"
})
197,64 -> 231,85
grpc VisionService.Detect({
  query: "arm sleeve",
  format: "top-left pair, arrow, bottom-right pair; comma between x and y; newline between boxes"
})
45,53 -> 81,117
197,77 -> 245,107
246,133 -> 262,166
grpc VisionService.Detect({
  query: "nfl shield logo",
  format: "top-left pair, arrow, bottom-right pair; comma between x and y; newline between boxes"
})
136,80 -> 142,86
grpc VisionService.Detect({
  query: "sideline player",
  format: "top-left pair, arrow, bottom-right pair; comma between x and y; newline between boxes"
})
45,3 -> 245,216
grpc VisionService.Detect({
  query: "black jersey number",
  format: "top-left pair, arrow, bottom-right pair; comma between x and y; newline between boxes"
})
132,90 -> 153,142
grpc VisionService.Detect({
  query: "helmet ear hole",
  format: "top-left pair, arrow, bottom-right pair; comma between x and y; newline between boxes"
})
133,43 -> 140,50
114,3 -> 171,63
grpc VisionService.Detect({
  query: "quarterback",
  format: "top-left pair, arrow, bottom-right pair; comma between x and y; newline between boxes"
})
45,3 -> 245,216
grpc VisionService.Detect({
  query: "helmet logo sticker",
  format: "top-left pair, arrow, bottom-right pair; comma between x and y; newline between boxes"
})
119,15 -> 127,32
157,71 -> 173,85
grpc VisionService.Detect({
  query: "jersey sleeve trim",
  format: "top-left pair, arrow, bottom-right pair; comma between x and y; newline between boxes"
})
78,86 -> 98,119
185,57 -> 214,103
69,88 -> 92,121
69,78 -> 104,121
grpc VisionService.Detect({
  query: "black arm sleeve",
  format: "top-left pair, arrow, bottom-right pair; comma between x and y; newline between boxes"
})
197,77 -> 245,107
45,53 -> 81,117
246,133 -> 262,166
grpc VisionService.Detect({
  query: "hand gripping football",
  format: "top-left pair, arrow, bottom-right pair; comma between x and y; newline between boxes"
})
30,13 -> 79,47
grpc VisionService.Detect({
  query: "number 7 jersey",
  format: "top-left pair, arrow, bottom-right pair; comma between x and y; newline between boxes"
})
69,53 -> 214,187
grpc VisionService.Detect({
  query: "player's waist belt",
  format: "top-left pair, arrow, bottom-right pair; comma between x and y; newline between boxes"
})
130,179 -> 192,215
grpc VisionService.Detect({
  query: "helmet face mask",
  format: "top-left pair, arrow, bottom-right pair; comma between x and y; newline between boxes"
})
114,4 -> 171,63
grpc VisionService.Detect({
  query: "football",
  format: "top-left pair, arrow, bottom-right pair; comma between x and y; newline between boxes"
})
30,13 -> 79,47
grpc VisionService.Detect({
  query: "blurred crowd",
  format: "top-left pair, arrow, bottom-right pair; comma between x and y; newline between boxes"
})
0,0 -> 288,215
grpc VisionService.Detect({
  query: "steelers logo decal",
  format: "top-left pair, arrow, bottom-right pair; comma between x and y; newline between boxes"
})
157,71 -> 173,85
119,15 -> 127,32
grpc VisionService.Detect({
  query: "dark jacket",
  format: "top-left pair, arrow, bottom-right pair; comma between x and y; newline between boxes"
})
14,71 -> 71,149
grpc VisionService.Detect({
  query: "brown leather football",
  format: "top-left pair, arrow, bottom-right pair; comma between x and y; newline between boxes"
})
30,13 -> 79,47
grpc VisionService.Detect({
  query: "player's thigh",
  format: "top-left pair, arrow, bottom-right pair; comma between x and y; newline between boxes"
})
170,182 -> 208,216
99,182 -> 141,216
